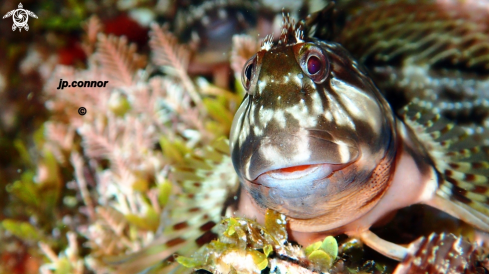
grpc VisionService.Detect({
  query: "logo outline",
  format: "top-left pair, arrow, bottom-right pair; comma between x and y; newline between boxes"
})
3,3 -> 38,32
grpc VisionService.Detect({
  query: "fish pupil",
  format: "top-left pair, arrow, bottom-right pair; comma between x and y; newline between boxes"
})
307,56 -> 321,75
245,63 -> 254,81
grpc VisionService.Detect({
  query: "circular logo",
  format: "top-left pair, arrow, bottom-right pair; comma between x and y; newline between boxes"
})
13,9 -> 28,27
78,107 -> 87,116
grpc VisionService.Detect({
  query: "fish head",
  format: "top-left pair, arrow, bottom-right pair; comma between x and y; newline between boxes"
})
229,14 -> 398,230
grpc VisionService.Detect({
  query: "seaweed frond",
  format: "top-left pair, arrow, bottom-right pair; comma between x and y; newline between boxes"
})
95,35 -> 146,88
177,209 -> 344,274
82,16 -> 103,56
149,24 -> 201,106
176,209 -> 300,273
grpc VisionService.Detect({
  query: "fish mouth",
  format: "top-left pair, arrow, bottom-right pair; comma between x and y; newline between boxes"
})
246,162 -> 352,218
253,163 -> 345,188
235,129 -> 360,181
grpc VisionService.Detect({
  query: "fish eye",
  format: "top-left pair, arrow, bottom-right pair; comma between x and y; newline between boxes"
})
242,55 -> 256,93
298,45 -> 329,84
307,56 -> 321,75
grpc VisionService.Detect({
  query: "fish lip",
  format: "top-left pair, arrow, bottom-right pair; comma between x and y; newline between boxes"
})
266,164 -> 322,180
252,163 -> 341,187
239,130 -> 360,181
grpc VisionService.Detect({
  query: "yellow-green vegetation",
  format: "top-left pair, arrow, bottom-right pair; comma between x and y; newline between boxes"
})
305,236 -> 338,270
176,210 -> 288,273
177,209 -> 342,273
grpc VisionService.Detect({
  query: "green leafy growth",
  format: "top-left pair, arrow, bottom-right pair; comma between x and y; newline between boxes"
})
1,219 -> 42,242
109,93 -> 131,116
264,209 -> 288,246
224,217 -> 239,236
39,151 -> 62,187
159,137 -> 191,164
14,140 -> 32,166
305,241 -> 322,256
124,200 -> 160,232
263,244 -> 273,257
176,209 -> 289,273
39,0 -> 85,31
157,179 -> 172,206
203,97 -> 234,133
125,210 -> 159,232
321,236 -> 338,259
53,257 -> 74,274
35,150 -> 62,210
234,78 -> 246,98
251,250 -> 268,270
176,256 -> 201,268
6,176 -> 40,208
6,137 -> 61,248
131,177 -> 149,192
305,236 -> 338,270
308,250 -> 334,270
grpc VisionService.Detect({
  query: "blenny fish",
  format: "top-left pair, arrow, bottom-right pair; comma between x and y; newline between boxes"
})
230,0 -> 489,267
112,1 -> 489,273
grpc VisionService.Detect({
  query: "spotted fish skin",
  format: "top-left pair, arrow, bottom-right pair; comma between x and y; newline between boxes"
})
229,2 -> 489,260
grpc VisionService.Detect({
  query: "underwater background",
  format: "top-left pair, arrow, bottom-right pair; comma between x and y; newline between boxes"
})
1,0 -> 281,272
2,0 -> 489,273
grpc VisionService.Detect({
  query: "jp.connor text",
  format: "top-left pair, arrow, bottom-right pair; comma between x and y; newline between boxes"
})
57,79 -> 109,90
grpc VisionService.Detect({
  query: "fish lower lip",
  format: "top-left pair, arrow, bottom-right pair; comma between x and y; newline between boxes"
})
254,163 -> 335,185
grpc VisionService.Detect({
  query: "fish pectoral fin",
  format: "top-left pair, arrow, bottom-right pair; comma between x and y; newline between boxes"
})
399,99 -> 489,232
393,233 -> 481,274
360,229 -> 481,273
425,195 -> 489,231
357,230 -> 408,261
